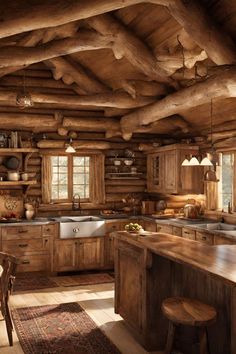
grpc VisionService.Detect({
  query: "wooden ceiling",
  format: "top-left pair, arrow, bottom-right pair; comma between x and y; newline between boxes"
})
0,0 -> 235,145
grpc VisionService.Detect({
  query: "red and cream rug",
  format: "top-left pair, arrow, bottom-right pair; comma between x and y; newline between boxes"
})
12,302 -> 120,354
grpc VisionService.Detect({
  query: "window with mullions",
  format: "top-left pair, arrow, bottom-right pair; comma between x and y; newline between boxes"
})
218,152 -> 234,211
51,155 -> 90,202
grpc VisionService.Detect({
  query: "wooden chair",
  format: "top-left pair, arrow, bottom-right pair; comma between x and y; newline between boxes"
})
0,252 -> 18,346
162,297 -> 217,354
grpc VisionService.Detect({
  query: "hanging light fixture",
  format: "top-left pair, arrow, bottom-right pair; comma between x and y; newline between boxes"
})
65,138 -> 76,153
16,70 -> 34,109
181,155 -> 190,166
204,99 -> 219,182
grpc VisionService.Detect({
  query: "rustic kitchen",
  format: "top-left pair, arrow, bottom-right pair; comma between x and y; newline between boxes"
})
0,1 -> 236,354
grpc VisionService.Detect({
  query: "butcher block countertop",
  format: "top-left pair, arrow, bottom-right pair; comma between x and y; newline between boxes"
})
112,231 -> 236,286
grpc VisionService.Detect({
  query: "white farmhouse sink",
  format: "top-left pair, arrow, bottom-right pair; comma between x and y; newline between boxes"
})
52,216 -> 105,238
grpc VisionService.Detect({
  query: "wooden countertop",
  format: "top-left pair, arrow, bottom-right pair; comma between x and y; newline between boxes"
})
112,231 -> 236,286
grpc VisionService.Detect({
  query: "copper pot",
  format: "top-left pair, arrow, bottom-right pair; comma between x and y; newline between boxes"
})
183,204 -> 200,219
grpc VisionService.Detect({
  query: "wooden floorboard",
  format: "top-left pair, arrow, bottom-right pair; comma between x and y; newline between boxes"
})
0,282 -> 160,354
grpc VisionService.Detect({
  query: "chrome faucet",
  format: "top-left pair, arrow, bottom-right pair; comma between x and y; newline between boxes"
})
72,194 -> 81,212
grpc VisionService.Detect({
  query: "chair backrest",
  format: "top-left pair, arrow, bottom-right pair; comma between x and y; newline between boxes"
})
0,252 -> 18,317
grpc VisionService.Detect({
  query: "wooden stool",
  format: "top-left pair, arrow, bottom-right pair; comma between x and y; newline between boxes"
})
162,297 -> 217,354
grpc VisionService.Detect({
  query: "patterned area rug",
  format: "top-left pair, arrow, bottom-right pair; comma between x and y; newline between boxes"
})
52,272 -> 114,287
12,302 -> 121,354
13,274 -> 57,292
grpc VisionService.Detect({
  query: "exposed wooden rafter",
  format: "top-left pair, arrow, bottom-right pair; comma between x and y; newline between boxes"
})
0,0 -> 235,66
0,90 -> 156,109
87,14 -> 174,86
120,67 -> 236,139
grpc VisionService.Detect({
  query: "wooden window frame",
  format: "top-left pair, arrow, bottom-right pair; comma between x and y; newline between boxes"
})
41,152 -> 105,207
51,154 -> 90,204
217,151 -> 235,212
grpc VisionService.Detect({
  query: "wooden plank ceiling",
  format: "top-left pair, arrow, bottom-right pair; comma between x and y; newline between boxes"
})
0,0 -> 235,146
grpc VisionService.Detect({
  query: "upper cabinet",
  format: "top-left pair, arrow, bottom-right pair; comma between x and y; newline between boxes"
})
146,144 -> 204,194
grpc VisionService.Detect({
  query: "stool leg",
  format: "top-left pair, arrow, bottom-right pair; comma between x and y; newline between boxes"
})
165,322 -> 176,354
198,327 -> 209,354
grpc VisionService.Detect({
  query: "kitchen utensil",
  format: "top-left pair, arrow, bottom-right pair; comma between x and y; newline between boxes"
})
183,203 -> 200,219
124,159 -> 133,166
7,171 -> 20,181
156,200 -> 167,211
4,156 -> 20,170
21,172 -> 29,181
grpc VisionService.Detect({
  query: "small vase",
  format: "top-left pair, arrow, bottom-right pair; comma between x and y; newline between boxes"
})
25,210 -> 34,220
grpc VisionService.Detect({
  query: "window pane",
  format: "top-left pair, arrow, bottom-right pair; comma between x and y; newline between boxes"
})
73,156 -> 90,199
219,153 -> 233,211
51,156 -> 68,200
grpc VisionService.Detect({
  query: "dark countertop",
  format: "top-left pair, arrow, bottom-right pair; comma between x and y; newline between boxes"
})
112,231 -> 236,286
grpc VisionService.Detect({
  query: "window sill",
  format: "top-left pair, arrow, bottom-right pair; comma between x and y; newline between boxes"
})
38,202 -> 102,211
205,210 -> 236,222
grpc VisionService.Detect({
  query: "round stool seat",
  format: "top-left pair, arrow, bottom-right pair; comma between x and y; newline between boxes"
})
162,297 -> 217,327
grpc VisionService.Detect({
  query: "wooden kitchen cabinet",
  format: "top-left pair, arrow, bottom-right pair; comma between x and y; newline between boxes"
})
143,220 -> 158,232
53,237 -> 104,272
182,227 -> 196,240
115,240 -> 145,335
146,144 -> 203,194
156,223 -> 173,234
214,235 -> 236,245
77,237 -> 104,270
1,223 -> 55,273
195,230 -> 214,245
172,226 -> 182,237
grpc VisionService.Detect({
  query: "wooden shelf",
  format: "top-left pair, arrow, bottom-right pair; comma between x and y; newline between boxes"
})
0,148 -> 38,153
0,180 -> 37,194
106,173 -> 144,180
0,180 -> 37,186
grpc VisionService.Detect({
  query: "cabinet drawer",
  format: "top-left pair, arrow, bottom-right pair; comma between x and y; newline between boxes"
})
172,226 -> 182,237
182,228 -> 196,240
17,255 -> 50,273
195,231 -> 213,245
105,221 -> 128,234
42,224 -> 55,236
214,235 -> 236,245
157,224 -> 173,234
2,225 -> 41,240
2,238 -> 50,255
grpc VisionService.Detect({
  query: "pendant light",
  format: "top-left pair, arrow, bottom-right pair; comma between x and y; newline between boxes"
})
65,138 -> 76,153
16,70 -> 34,109
181,155 -> 190,166
204,99 -> 219,182
189,156 -> 200,166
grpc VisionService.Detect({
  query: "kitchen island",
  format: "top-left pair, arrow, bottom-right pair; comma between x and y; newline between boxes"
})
113,231 -> 236,354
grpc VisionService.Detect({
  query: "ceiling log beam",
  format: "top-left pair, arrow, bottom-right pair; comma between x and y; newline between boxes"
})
0,0 -> 234,67
0,30 -> 112,68
87,14 -> 174,86
45,57 -> 110,94
120,67 -> 236,139
0,90 -> 156,109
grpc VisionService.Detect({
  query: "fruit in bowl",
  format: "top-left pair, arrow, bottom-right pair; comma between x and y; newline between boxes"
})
125,223 -> 143,233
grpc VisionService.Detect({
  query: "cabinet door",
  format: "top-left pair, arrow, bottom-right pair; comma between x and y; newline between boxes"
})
77,237 -> 104,270
156,224 -> 173,234
214,235 -> 236,245
143,220 -> 157,232
54,240 -> 77,272
182,228 -> 196,240
115,241 -> 144,334
164,150 -> 177,192
105,235 -> 115,267
147,153 -> 163,192
196,231 -> 213,245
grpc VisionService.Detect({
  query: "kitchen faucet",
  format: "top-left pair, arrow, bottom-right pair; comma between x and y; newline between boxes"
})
72,194 -> 81,212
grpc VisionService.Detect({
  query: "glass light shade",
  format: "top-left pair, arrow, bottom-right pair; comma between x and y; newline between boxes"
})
16,92 -> 34,109
189,156 -> 200,166
65,144 -> 76,153
181,158 -> 190,166
200,157 -> 213,166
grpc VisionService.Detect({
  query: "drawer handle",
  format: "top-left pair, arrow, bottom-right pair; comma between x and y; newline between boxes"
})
18,230 -> 28,234
22,260 -> 30,264
73,228 -> 80,233
184,231 -> 190,235
202,236 -> 207,240
18,244 -> 28,248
